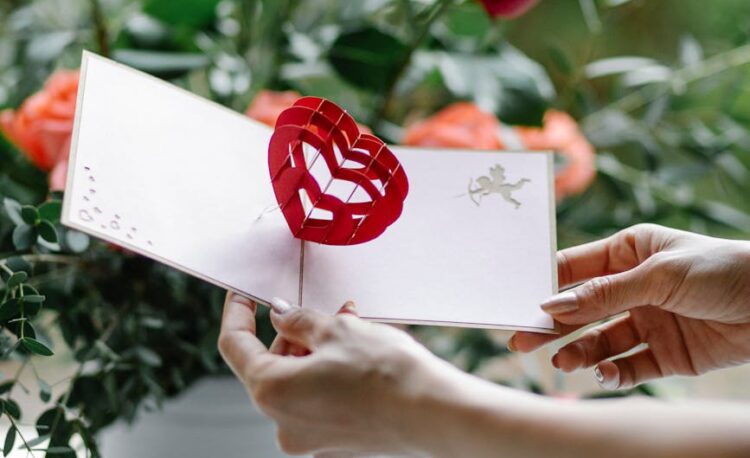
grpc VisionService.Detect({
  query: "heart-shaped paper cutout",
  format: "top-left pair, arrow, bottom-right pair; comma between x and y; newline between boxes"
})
268,97 -> 408,245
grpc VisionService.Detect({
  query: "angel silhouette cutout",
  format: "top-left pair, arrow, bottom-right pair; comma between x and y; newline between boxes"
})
467,164 -> 530,208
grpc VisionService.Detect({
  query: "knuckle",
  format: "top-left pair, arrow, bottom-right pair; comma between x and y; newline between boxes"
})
582,276 -> 613,309
216,331 -> 234,358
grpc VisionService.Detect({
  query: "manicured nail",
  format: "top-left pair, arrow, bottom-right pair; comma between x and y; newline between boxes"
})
342,300 -> 356,312
594,365 -> 619,390
540,291 -> 579,315
270,297 -> 297,314
507,335 -> 518,352
594,366 -> 604,383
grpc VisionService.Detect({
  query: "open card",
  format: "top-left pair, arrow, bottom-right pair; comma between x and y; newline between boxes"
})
62,52 -> 557,332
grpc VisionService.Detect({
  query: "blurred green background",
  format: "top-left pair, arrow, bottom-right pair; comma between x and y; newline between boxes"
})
1,0 -> 749,456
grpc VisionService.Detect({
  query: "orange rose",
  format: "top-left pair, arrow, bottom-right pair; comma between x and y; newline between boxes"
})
402,102 -> 596,199
246,89 -> 372,134
246,90 -> 302,127
1,70 -> 79,190
517,110 -> 596,198
402,103 -> 503,150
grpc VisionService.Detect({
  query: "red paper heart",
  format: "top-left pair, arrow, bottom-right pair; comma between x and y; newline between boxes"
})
268,97 -> 408,245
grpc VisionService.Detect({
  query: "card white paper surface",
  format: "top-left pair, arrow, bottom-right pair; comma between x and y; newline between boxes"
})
63,52 -> 557,332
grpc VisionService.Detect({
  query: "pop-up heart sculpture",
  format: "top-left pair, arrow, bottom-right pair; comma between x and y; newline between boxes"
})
268,97 -> 409,245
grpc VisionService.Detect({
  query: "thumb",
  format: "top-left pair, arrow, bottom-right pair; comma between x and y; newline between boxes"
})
541,263 -> 665,325
270,298 -> 334,349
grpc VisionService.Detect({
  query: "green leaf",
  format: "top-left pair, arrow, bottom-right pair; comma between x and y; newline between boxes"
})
38,447 -> 74,455
12,225 -> 35,251
2,198 -> 23,225
38,377 -> 51,403
328,27 -> 409,92
3,257 -> 32,277
64,230 -> 90,253
3,426 -> 15,457
143,0 -> 220,28
37,201 -> 62,223
6,272 -> 28,290
37,221 -> 58,244
21,337 -> 54,356
0,299 -> 21,321
21,294 -> 45,304
0,381 -> 13,395
134,346 -> 162,367
4,399 -> 20,419
20,205 -> 39,225
113,50 -> 209,75
22,435 -> 49,449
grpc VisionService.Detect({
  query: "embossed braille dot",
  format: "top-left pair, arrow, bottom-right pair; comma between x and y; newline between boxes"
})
94,207 -> 102,214
110,221 -> 120,230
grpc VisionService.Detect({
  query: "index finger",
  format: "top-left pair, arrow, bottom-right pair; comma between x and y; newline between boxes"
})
558,224 -> 666,288
218,292 -> 280,381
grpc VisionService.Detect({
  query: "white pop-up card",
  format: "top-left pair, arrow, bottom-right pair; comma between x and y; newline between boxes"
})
62,52 -> 557,332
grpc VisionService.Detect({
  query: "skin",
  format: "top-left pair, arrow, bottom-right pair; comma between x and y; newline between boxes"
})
219,224 -> 750,457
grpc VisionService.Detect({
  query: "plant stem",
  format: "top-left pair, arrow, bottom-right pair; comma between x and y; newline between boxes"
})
90,0 -> 110,57
585,42 -> 750,122
7,414 -> 35,457
371,0 -> 454,126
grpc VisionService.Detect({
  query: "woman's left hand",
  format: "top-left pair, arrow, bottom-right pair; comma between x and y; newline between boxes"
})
218,292 -> 455,457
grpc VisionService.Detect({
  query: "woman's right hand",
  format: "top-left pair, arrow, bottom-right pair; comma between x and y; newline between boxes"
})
511,223 -> 750,389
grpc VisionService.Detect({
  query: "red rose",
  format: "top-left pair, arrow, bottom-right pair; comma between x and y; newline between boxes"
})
478,0 -> 539,18
402,102 -> 596,199
1,69 -> 79,191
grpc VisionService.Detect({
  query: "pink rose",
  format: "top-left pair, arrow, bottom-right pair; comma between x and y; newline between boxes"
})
1,70 -> 79,191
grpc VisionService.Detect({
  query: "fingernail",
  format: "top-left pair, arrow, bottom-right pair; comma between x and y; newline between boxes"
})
551,353 -> 560,368
594,365 -> 619,390
342,300 -> 356,312
540,291 -> 579,315
507,335 -> 518,352
594,366 -> 604,383
270,297 -> 297,314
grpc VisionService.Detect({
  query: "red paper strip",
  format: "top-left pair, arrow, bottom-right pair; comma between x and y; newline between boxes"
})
268,97 -> 409,245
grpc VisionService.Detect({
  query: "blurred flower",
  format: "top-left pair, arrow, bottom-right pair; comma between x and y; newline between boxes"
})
517,110 -> 596,198
402,102 -> 596,199
246,89 -> 302,127
402,102 -> 503,150
478,0 -> 539,18
246,89 -> 372,134
0,69 -> 79,191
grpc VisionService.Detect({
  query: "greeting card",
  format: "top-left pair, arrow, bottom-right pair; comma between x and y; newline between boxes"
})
62,52 -> 557,332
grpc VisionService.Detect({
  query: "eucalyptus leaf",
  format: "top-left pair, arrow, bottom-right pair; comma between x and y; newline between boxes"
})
6,272 -> 28,290
12,224 -> 35,251
37,221 -> 58,244
37,201 -> 62,223
20,205 -> 38,225
2,198 -> 23,225
328,27 -> 408,92
3,426 -> 15,457
21,337 -> 54,356
4,399 -> 20,420
0,299 -> 20,321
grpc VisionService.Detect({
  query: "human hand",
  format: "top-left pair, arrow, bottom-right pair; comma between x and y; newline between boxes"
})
510,224 -> 750,389
218,293 -> 456,457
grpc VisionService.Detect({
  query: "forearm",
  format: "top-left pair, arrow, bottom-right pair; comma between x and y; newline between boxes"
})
407,363 -> 750,458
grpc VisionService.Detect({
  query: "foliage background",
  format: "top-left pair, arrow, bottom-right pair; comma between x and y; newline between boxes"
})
1,0 -> 750,456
